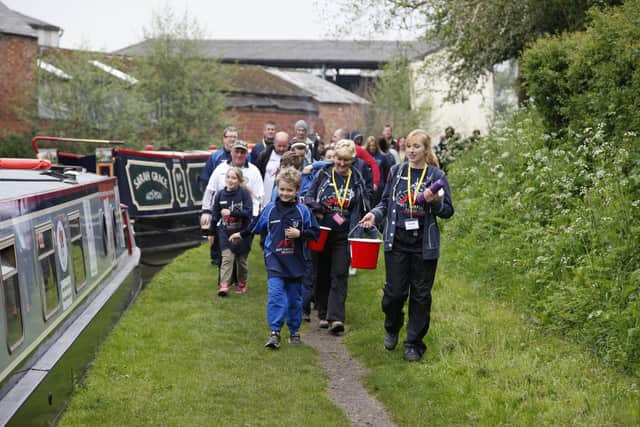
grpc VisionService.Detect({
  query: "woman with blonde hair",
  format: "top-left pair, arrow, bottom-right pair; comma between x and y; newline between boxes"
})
305,139 -> 371,334
360,129 -> 453,362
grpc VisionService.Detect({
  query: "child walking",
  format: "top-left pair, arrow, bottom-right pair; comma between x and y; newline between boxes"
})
231,167 -> 319,349
211,167 -> 253,296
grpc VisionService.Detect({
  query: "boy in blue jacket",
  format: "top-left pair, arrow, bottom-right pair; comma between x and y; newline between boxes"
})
231,167 -> 319,349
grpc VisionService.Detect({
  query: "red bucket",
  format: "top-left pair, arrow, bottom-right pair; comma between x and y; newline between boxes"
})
307,226 -> 331,252
348,237 -> 382,269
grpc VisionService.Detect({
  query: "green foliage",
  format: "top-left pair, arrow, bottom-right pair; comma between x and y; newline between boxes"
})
135,6 -> 230,150
35,6 -> 229,151
445,109 -> 640,373
0,134 -> 37,157
38,50 -> 147,147
365,59 -> 429,137
522,0 -> 640,139
325,0 -> 622,100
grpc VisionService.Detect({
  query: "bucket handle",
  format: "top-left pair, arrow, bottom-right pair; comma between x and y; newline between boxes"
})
348,223 -> 379,239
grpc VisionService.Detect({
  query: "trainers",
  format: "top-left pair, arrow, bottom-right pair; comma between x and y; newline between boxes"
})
384,331 -> 398,351
318,319 -> 329,329
217,282 -> 229,297
265,331 -> 281,349
349,267 -> 357,276
329,321 -> 344,334
403,347 -> 422,362
235,281 -> 247,295
302,312 -> 311,322
288,333 -> 302,345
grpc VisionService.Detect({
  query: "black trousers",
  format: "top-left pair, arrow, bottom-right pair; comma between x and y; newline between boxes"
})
382,250 -> 438,355
315,231 -> 350,322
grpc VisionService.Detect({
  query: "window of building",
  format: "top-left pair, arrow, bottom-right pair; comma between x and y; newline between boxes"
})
68,213 -> 86,291
1,239 -> 24,353
36,225 -> 60,320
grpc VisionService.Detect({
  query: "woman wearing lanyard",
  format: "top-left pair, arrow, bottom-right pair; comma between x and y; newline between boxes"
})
360,129 -> 454,361
306,139 -> 370,334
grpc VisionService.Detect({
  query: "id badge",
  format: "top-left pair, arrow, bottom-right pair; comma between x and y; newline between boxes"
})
332,212 -> 345,225
404,219 -> 419,230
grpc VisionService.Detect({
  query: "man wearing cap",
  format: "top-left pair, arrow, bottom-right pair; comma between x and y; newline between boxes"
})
290,119 -> 319,165
202,140 -> 264,222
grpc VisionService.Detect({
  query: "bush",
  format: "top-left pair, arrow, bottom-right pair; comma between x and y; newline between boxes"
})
445,109 -> 640,373
522,0 -> 640,140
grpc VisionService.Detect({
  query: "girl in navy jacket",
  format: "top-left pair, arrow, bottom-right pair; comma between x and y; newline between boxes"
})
211,167 -> 253,296
360,129 -> 454,362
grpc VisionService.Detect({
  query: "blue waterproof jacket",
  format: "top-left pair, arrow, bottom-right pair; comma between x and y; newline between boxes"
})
370,163 -> 454,260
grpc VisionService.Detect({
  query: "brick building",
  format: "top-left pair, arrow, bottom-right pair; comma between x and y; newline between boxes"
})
0,1 -> 61,135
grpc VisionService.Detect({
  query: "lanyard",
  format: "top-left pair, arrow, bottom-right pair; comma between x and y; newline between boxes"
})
332,167 -> 352,211
407,165 -> 427,217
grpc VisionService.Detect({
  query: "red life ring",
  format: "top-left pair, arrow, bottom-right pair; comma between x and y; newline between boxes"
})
0,158 -> 52,170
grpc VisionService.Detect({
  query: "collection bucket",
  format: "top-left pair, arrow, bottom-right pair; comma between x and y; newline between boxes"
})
307,226 -> 331,252
348,237 -> 382,269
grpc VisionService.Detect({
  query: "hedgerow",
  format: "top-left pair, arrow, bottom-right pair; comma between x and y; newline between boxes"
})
445,110 -> 640,374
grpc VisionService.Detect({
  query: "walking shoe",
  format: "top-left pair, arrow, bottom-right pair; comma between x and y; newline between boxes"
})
349,267 -> 357,276
318,319 -> 329,329
403,347 -> 422,362
217,282 -> 229,297
329,321 -> 344,334
288,333 -> 302,345
302,312 -> 311,322
384,332 -> 399,351
235,281 -> 247,295
265,331 -> 281,349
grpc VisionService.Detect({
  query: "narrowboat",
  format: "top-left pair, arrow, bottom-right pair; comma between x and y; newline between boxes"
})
0,159 -> 142,426
32,137 -> 212,260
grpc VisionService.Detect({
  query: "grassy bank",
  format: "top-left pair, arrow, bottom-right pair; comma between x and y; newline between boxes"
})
60,242 -> 639,425
59,245 -> 349,426
345,260 -> 640,426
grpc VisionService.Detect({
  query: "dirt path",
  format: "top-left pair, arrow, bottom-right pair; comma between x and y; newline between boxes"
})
302,317 -> 396,427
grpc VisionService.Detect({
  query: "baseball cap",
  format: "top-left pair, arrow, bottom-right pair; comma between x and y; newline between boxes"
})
232,140 -> 248,151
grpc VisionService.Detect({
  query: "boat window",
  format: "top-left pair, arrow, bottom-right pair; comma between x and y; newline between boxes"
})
99,209 -> 108,256
36,226 -> 60,320
112,210 -> 118,251
69,213 -> 86,291
1,240 -> 24,353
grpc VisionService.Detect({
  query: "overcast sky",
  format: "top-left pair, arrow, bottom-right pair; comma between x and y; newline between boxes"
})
4,0 -> 344,52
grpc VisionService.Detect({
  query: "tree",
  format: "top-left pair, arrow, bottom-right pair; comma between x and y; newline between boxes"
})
365,58 -> 430,137
37,49 -> 147,148
134,6 -> 230,149
322,0 -> 622,101
34,5 -> 229,151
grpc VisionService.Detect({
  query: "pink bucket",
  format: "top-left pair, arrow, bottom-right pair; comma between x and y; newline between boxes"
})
348,237 -> 382,269
307,226 -> 331,252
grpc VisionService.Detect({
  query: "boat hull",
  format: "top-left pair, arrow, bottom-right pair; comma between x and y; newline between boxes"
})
0,249 -> 141,426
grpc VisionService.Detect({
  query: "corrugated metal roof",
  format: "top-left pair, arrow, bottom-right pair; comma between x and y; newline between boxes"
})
117,39 -> 439,69
264,68 -> 368,105
0,1 -> 37,38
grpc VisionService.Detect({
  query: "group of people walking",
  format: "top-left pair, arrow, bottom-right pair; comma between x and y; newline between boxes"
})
199,120 -> 454,362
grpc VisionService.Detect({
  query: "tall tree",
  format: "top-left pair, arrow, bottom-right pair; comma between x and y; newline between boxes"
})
34,6 -> 229,150
322,0 -> 622,100
134,6 -> 230,149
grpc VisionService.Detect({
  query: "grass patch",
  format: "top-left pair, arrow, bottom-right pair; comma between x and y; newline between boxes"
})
345,255 -> 640,426
60,241 -> 640,426
59,243 -> 349,426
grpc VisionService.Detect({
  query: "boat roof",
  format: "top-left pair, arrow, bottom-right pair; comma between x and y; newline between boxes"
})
0,169 -> 114,201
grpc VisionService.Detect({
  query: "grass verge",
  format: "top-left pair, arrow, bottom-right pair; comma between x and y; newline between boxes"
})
60,241 -> 640,426
345,256 -> 640,426
59,243 -> 349,426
